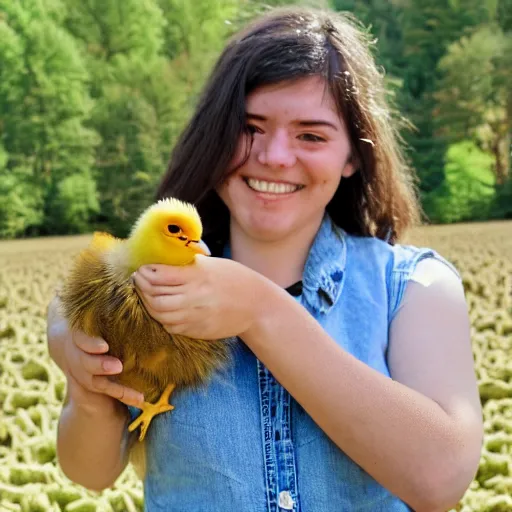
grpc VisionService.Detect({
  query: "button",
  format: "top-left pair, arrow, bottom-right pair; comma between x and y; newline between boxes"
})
278,490 -> 294,510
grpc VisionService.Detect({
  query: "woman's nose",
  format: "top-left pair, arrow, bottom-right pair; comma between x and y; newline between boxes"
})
256,131 -> 296,168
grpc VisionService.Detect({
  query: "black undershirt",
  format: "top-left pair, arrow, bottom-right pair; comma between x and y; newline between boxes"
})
285,281 -> 303,297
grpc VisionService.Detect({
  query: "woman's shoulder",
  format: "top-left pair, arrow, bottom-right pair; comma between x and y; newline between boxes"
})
341,231 -> 462,319
343,231 -> 459,279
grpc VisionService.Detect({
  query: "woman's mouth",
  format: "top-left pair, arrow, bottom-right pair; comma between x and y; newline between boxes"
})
244,178 -> 304,194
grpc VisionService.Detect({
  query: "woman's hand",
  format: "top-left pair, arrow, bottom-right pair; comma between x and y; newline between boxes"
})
62,330 -> 145,410
133,256 -> 269,340
47,298 -> 144,410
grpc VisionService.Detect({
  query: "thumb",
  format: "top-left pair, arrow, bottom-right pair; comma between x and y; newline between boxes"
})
194,254 -> 209,263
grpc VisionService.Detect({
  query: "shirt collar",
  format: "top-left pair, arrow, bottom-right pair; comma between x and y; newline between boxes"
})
301,213 -> 346,314
222,213 -> 346,314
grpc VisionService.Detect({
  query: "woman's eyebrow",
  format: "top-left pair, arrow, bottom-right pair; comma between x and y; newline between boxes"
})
246,112 -> 339,131
296,119 -> 339,131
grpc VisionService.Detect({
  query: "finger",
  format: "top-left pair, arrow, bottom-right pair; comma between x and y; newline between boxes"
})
72,330 -> 109,354
153,309 -> 190,327
79,351 -> 123,377
194,254 -> 209,264
91,376 -> 145,408
133,271 -> 187,297
138,264 -> 192,286
144,293 -> 187,314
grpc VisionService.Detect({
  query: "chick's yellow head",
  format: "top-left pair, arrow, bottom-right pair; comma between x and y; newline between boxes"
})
127,198 -> 210,271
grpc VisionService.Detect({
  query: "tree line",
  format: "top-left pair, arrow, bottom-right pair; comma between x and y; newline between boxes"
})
0,0 -> 510,239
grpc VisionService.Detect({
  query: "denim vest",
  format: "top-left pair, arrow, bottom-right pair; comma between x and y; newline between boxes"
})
129,214 -> 455,511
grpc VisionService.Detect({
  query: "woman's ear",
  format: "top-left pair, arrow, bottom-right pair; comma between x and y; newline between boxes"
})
341,157 -> 357,178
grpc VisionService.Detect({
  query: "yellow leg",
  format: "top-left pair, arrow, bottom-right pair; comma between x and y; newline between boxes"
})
128,383 -> 176,441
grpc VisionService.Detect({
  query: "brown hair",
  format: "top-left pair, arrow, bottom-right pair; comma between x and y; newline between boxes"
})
156,7 -> 421,252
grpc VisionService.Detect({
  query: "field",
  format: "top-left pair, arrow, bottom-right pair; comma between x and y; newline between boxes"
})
0,221 -> 511,511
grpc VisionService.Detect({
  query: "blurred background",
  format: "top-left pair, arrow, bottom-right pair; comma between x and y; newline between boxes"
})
0,0 -> 510,239
0,1 -> 511,511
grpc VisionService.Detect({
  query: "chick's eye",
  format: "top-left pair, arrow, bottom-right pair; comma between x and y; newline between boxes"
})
167,224 -> 181,234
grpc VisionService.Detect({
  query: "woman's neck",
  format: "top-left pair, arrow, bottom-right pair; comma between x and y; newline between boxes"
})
229,217 -> 323,289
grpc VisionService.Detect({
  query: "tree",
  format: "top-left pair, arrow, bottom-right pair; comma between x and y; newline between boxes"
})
46,172 -> 100,234
62,0 -> 244,235
61,0 -> 169,233
434,25 -> 511,185
424,140 -> 496,223
64,0 -> 165,65
0,0 -> 99,236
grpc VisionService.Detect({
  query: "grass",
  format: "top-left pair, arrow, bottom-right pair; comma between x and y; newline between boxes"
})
0,221 -> 511,511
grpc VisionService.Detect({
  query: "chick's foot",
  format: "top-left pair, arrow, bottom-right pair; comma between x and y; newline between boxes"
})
128,383 -> 176,441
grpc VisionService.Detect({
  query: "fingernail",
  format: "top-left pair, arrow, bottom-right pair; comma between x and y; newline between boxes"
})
98,342 -> 108,352
103,360 -> 122,373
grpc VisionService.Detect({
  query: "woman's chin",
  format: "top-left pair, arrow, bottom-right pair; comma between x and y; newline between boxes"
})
242,218 -> 297,243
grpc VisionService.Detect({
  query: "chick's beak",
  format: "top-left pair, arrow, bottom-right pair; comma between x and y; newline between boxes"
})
189,239 -> 211,256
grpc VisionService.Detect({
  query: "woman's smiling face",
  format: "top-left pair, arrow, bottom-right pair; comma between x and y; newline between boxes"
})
217,75 -> 355,244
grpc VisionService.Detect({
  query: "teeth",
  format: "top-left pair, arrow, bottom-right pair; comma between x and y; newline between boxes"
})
246,179 -> 300,194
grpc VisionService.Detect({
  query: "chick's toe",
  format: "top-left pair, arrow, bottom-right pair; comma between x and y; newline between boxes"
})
128,383 -> 177,441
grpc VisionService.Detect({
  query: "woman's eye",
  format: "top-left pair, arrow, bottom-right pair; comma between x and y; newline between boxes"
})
299,133 -> 326,143
246,124 -> 262,135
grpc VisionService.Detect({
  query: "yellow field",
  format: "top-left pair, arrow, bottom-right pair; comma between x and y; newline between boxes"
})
0,221 -> 511,511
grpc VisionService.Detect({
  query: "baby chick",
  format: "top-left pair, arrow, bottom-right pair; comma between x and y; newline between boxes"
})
58,198 -> 231,442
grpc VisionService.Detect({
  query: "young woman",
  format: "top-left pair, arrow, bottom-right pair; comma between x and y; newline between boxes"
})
47,7 -> 483,511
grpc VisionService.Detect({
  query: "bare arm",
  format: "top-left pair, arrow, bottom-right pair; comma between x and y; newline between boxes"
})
241,259 -> 482,512
47,296 -> 70,372
57,384 -> 135,491
47,296 -> 141,491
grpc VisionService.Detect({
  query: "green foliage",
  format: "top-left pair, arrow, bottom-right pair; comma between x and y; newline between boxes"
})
434,24 -> 511,185
331,0 -> 511,219
0,18 -> 24,103
0,0 -> 511,239
157,0 -> 238,59
64,0 -> 166,63
45,172 -> 100,234
0,169 -> 45,238
493,181 -> 512,219
424,141 -> 496,224
62,0 -> 241,236
85,65 -> 173,234
396,1 -> 491,193
0,3 -> 97,167
0,0 -> 99,237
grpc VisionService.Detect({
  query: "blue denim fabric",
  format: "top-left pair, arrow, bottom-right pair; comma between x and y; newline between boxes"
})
128,214 -> 457,511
